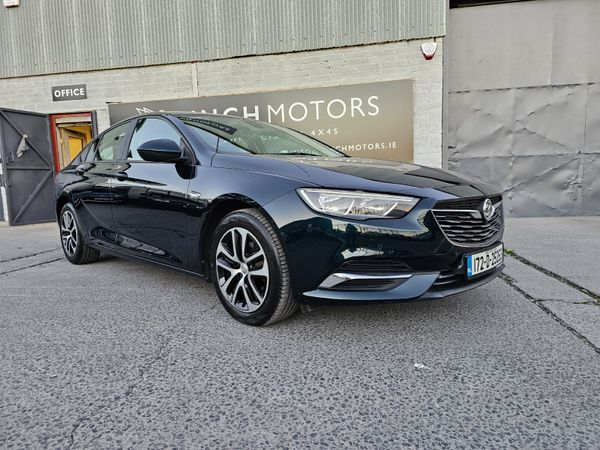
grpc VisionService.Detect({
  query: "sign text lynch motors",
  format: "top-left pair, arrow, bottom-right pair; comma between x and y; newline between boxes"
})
51,84 -> 87,101
108,80 -> 414,162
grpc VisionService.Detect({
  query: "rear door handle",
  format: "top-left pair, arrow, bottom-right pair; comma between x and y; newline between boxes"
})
115,171 -> 128,181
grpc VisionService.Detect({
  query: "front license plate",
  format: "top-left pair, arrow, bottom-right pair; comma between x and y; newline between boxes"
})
466,244 -> 503,278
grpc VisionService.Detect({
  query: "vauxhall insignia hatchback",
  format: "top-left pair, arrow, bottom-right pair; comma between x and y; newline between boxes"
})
55,113 -> 504,325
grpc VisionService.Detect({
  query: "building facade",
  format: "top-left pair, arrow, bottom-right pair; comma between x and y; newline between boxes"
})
0,0 -> 598,224
0,0 -> 445,224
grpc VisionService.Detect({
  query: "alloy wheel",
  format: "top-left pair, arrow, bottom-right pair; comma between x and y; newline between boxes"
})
215,227 -> 270,312
61,210 -> 78,257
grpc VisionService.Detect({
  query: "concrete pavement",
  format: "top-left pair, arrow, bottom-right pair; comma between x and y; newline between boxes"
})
0,222 -> 63,276
503,217 -> 600,350
505,217 -> 600,295
0,218 -> 599,448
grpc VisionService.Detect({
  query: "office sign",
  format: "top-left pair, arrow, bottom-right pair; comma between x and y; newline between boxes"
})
108,80 -> 413,162
52,84 -> 87,101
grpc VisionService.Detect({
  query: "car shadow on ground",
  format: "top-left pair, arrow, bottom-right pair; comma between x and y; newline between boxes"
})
91,255 -> 501,335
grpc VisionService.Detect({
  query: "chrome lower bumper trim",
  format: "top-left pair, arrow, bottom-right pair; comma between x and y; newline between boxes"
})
318,272 -> 413,289
305,272 -> 439,301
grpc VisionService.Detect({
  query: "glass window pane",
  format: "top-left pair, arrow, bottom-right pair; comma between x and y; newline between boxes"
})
84,142 -> 96,161
179,115 -> 344,157
95,123 -> 129,161
128,118 -> 183,160
184,124 -> 218,151
83,142 -> 97,161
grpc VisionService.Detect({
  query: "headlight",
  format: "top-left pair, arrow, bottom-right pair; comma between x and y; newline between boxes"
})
297,189 -> 419,220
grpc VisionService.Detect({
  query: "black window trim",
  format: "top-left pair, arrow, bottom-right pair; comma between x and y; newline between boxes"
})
82,140 -> 97,162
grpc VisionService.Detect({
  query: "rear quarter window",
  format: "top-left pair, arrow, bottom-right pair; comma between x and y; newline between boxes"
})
94,122 -> 130,161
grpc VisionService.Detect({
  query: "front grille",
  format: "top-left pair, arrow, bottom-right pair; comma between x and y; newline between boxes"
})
435,195 -> 502,211
432,197 -> 503,247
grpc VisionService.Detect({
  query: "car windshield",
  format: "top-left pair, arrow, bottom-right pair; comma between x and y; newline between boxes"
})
178,114 -> 346,157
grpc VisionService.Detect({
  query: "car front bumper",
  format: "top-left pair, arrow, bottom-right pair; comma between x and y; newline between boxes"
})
263,190 -> 504,303
300,264 -> 503,302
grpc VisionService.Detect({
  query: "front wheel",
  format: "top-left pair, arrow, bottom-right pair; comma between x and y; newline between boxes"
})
59,203 -> 101,264
210,209 -> 297,326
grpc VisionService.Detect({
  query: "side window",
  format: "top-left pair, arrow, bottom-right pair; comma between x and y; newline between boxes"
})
95,123 -> 130,161
127,118 -> 183,160
83,141 -> 97,161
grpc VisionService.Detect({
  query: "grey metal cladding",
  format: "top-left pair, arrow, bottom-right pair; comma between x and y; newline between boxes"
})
447,0 -> 600,92
582,83 -> 600,215
0,0 -> 445,79
446,0 -> 600,217
447,84 -> 600,217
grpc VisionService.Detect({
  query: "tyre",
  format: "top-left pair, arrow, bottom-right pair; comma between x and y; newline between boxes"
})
59,203 -> 101,264
210,208 -> 297,326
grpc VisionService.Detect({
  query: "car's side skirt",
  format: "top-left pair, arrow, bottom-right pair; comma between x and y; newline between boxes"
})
87,241 -> 208,281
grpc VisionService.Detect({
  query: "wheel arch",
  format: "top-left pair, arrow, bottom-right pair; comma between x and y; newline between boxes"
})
55,194 -> 70,221
199,195 -> 280,281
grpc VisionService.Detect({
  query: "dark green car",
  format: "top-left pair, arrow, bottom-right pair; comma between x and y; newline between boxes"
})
55,113 -> 504,325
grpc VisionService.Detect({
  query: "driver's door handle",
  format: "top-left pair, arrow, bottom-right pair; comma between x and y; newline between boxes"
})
115,171 -> 128,181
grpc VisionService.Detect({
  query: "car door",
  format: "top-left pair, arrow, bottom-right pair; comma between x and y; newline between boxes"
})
70,121 -> 133,246
110,117 -> 195,269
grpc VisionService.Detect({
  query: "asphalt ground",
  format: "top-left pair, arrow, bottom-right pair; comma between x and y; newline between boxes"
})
1,219 -> 599,448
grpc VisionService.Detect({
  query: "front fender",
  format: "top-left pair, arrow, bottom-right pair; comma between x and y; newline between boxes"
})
185,166 -> 317,275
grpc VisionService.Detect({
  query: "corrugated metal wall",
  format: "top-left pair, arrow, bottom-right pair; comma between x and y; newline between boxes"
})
0,0 -> 445,79
446,0 -> 600,217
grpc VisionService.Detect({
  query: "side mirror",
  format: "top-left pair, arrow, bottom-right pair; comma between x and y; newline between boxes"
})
137,139 -> 184,163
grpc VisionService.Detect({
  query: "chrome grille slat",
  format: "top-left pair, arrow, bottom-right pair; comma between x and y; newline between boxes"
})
441,224 -> 496,230
434,195 -> 502,210
447,229 -> 498,236
432,197 -> 504,248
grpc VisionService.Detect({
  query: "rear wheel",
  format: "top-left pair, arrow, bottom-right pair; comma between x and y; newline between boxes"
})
59,203 -> 101,264
210,209 -> 297,326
